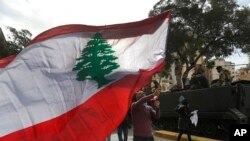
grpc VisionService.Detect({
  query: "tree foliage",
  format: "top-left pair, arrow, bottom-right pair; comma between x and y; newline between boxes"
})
149,0 -> 250,86
5,26 -> 32,55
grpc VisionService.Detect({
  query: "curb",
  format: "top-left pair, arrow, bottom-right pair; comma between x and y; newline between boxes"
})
154,130 -> 220,141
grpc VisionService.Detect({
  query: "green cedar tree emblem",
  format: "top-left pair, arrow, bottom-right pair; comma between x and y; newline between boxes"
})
73,32 -> 120,88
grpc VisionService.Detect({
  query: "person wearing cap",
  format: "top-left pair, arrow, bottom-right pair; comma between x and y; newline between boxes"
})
175,96 -> 193,141
212,66 -> 232,87
131,88 -> 161,141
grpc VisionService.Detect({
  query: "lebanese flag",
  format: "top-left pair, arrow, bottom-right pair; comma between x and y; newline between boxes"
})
0,55 -> 15,68
0,11 -> 170,141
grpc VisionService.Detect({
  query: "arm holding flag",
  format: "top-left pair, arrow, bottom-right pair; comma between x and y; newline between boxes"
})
132,88 -> 161,107
151,100 -> 161,119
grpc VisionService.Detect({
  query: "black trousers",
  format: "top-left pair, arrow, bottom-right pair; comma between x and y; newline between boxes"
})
133,136 -> 154,141
117,125 -> 128,141
177,130 -> 192,141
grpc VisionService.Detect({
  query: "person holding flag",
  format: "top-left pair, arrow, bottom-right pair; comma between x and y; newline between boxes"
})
131,88 -> 161,141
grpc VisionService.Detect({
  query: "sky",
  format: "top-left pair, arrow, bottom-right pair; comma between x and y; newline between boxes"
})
0,0 -> 249,68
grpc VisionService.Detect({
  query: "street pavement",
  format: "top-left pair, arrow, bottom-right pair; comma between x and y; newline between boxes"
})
109,128 -> 174,141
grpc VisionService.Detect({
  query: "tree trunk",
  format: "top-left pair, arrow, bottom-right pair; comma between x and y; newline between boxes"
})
182,66 -> 194,88
175,62 -> 183,89
182,70 -> 189,88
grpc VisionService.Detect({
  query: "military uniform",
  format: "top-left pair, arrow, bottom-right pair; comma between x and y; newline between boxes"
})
212,69 -> 232,87
219,69 -> 232,86
189,74 -> 209,89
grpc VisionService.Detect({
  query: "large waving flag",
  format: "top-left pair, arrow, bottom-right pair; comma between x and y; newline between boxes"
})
0,11 -> 170,141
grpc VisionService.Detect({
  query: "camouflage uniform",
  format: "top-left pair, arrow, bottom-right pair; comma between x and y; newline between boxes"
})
211,67 -> 232,87
218,69 -> 232,86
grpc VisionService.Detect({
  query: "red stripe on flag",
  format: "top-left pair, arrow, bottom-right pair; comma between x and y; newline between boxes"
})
0,55 -> 16,68
30,12 -> 171,44
1,62 -> 165,141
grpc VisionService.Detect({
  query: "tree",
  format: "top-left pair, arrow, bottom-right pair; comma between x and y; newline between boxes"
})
149,0 -> 250,87
73,32 -> 120,88
5,26 -> 32,55
0,27 -> 8,58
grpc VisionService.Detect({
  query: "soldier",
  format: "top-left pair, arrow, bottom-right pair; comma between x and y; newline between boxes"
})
212,66 -> 232,87
189,65 -> 209,89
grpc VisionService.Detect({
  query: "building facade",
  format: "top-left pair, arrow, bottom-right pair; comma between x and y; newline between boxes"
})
236,68 -> 250,81
248,52 -> 250,68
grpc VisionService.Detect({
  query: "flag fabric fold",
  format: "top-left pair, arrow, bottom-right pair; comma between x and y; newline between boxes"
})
0,11 -> 170,141
0,55 -> 15,68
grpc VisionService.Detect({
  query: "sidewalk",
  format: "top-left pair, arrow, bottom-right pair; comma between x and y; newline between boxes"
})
154,130 -> 220,141
109,128 -> 173,141
109,129 -> 220,141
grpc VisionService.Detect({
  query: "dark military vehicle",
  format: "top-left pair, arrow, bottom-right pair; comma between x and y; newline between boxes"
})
154,80 -> 250,140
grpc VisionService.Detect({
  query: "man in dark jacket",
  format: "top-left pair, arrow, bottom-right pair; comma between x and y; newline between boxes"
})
189,65 -> 209,89
176,96 -> 192,141
131,88 -> 161,141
